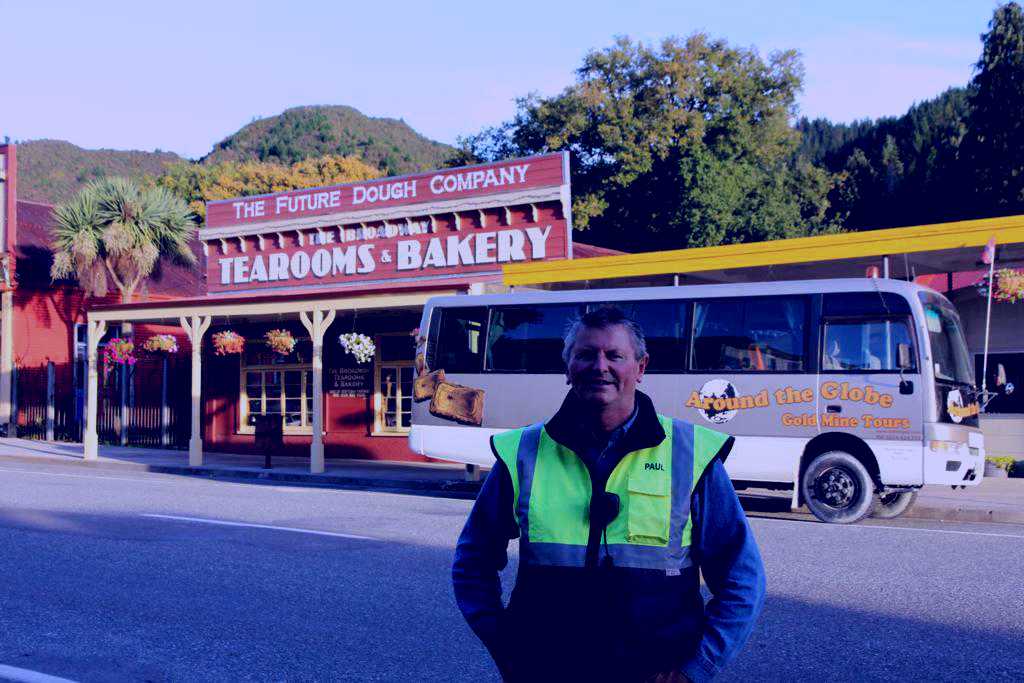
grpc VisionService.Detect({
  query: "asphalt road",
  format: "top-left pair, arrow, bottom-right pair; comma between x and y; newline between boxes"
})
0,460 -> 1021,682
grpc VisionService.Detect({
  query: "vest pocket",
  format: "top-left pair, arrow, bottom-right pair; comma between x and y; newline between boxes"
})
626,475 -> 670,544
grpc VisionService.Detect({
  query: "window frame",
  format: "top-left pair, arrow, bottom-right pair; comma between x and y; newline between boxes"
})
688,295 -> 812,374
584,299 -> 692,374
238,366 -> 314,435
426,305 -> 488,374
818,314 -> 920,375
373,332 -> 415,436
973,349 -> 1024,415
482,302 -> 584,374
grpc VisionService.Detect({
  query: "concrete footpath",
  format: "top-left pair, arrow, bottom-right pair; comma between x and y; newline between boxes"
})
1,436 -> 1022,524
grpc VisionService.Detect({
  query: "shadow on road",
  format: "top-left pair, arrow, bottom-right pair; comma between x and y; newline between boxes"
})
0,507 -> 1020,681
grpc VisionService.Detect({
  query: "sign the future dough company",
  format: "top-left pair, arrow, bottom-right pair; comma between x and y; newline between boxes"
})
203,152 -> 571,294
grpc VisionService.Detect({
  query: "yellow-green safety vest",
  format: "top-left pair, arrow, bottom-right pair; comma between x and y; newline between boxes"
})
491,415 -> 729,571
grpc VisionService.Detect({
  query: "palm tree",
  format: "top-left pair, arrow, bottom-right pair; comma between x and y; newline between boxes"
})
50,177 -> 197,303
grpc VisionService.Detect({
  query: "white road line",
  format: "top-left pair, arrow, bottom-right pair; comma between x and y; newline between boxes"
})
0,468 -> 321,494
142,513 -> 377,540
0,467 -> 173,485
0,664 -> 78,683
752,515 -> 1024,539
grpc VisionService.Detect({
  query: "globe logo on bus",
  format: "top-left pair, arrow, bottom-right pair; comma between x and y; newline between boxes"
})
947,389 -> 965,424
698,379 -> 738,424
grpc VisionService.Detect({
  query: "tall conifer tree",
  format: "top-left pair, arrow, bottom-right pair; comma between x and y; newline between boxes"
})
961,2 -> 1024,214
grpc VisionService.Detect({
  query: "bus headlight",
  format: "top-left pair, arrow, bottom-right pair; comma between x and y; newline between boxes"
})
928,440 -> 966,454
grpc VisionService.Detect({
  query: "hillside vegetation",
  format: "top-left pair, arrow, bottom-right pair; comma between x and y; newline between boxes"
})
16,105 -> 452,205
16,140 -> 181,204
202,106 -> 452,175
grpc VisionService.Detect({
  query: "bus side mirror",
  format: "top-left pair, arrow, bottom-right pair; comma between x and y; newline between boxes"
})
897,343 -> 913,370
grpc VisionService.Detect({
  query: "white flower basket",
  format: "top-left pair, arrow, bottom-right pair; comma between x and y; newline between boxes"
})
338,333 -> 376,364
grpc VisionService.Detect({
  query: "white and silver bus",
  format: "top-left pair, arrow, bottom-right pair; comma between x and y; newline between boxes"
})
410,278 -> 985,523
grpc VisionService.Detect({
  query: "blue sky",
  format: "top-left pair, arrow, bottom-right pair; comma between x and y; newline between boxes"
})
0,0 -> 1001,160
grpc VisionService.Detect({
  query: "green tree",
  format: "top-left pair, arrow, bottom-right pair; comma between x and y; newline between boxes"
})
458,35 -> 840,250
153,154 -> 381,221
961,2 -> 1024,214
50,177 -> 197,303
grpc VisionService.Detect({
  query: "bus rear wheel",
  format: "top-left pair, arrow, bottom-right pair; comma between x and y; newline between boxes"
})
802,451 -> 876,524
871,490 -> 918,519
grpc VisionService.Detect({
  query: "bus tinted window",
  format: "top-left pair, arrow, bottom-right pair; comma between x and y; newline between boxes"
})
597,300 -> 687,371
427,307 -> 487,373
822,320 -> 915,371
692,297 -> 805,372
487,304 -> 582,372
822,292 -> 911,316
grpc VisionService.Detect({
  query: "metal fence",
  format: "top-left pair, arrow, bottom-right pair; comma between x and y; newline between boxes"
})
13,355 -> 192,449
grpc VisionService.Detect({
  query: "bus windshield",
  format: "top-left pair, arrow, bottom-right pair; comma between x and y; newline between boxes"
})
919,292 -> 973,385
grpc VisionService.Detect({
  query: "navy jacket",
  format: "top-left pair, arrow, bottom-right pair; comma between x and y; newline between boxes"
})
452,392 -> 766,682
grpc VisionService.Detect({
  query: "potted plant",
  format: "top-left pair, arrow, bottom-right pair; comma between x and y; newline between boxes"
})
265,329 -> 297,356
103,337 -> 136,366
338,332 -> 375,364
143,334 -> 178,354
977,268 -> 1024,303
212,330 -> 245,355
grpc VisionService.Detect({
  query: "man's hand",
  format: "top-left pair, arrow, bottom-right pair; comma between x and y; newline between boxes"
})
647,671 -> 690,683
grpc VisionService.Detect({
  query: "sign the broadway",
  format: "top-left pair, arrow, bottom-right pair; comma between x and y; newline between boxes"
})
203,153 -> 571,293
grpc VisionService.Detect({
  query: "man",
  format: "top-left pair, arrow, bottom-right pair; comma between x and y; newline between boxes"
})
452,306 -> 765,682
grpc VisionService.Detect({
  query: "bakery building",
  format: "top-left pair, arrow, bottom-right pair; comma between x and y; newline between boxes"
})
78,152 -> 620,470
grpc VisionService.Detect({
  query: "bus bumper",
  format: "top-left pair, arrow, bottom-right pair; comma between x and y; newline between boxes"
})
922,423 -> 985,486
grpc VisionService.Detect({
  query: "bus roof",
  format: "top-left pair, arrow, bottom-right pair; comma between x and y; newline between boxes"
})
424,277 -> 936,309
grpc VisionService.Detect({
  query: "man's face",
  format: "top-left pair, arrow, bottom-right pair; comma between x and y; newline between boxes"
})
566,324 -> 649,408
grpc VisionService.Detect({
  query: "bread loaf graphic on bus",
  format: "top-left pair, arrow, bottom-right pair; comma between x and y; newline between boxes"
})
429,381 -> 485,426
414,369 -> 446,402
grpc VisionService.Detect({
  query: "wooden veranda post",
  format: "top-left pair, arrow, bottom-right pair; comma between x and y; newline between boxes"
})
180,315 -> 211,466
84,319 -> 107,460
300,307 -> 336,474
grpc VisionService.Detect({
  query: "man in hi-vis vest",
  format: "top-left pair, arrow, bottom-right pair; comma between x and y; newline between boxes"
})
453,306 -> 765,682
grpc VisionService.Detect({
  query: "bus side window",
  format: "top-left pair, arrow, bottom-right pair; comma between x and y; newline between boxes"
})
428,307 -> 488,373
486,304 -> 582,373
595,300 -> 687,372
692,297 -> 806,372
821,319 -> 916,372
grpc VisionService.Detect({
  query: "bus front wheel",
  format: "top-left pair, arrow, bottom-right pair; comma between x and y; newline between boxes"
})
871,490 -> 918,519
802,451 -> 876,524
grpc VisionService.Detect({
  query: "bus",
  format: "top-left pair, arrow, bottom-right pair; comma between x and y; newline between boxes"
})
409,278 -> 985,523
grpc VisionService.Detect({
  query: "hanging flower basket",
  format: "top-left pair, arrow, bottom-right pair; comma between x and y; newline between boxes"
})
212,330 -> 245,355
977,268 -> 1024,304
103,338 -> 136,366
143,334 -> 178,354
265,329 -> 297,356
339,333 -> 375,364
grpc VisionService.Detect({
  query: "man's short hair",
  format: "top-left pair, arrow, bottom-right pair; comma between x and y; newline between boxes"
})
562,305 -> 647,365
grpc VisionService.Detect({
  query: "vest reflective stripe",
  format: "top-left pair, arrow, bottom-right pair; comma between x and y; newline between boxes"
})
522,541 -> 694,570
492,414 -> 722,571
680,424 -> 733,548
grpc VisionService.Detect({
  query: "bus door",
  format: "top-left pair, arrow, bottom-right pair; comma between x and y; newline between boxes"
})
818,292 -> 924,486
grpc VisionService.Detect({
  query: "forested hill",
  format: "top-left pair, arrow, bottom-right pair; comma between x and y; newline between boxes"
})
202,105 -> 453,175
16,140 -> 182,204
16,105 -> 454,205
795,87 -> 973,230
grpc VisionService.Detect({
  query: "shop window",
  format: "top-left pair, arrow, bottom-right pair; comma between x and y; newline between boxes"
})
976,352 -> 1024,414
241,369 -> 314,432
691,297 -> 806,372
374,334 -> 414,434
240,336 -> 313,434
821,319 -> 915,372
486,304 -> 583,373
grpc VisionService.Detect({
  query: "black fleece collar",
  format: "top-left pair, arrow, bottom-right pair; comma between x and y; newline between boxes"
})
544,389 -> 666,456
